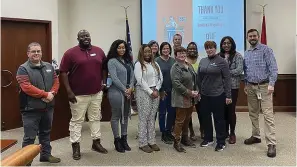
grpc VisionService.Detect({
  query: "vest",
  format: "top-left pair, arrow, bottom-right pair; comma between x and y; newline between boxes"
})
19,61 -> 55,111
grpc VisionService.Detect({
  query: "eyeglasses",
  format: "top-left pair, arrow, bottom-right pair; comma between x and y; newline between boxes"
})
29,50 -> 42,54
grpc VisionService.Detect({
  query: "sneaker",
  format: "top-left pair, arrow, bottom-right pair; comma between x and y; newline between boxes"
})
200,140 -> 214,147
215,144 -> 226,151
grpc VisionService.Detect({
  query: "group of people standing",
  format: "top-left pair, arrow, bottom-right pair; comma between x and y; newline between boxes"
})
16,28 -> 278,165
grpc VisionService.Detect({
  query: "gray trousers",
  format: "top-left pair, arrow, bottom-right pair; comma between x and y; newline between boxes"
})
135,87 -> 160,147
21,108 -> 53,159
111,98 -> 130,138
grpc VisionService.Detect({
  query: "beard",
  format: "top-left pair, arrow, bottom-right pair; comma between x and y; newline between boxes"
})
249,39 -> 258,46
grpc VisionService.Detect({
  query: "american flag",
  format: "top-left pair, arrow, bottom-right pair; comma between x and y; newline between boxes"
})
125,13 -> 133,60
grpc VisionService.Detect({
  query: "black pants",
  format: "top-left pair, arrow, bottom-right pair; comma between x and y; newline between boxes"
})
200,93 -> 226,144
21,108 -> 53,159
189,102 -> 203,133
225,89 -> 239,136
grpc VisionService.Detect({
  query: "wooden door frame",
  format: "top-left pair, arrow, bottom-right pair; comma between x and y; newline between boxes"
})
1,17 -> 52,60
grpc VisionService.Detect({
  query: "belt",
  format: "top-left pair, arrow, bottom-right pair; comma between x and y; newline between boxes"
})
248,80 -> 269,85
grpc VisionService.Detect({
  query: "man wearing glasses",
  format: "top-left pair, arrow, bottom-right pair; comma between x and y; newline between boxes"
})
16,42 -> 60,164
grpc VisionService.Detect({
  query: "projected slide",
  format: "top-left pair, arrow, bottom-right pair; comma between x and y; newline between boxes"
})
141,0 -> 245,56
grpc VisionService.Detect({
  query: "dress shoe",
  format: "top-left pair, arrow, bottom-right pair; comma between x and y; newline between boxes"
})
139,145 -> 153,153
244,136 -> 261,145
149,144 -> 160,151
229,134 -> 236,144
173,139 -> 186,153
40,155 -> 61,163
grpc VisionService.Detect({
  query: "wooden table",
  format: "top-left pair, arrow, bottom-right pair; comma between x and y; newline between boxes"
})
1,139 -> 17,153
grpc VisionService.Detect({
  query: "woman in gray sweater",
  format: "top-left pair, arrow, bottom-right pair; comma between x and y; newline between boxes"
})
105,39 -> 135,153
197,41 -> 232,152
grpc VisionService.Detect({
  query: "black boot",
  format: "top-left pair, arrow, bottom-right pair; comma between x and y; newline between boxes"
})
92,139 -> 108,154
161,132 -> 173,144
72,142 -> 81,160
120,135 -> 131,151
114,137 -> 125,153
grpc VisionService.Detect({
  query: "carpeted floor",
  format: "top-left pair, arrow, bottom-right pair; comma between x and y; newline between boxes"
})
1,112 -> 296,166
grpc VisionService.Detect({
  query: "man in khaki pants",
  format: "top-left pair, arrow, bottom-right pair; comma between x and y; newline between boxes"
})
243,29 -> 278,158
60,30 -> 108,160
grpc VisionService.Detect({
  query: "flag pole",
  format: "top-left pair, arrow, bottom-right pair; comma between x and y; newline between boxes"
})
121,6 -> 130,19
258,4 -> 268,45
258,4 -> 267,15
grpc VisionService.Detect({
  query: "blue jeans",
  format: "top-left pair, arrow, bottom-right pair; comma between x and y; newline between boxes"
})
158,91 -> 176,133
21,108 -> 53,159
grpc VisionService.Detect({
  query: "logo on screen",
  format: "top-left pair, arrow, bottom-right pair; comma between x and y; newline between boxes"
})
163,16 -> 186,45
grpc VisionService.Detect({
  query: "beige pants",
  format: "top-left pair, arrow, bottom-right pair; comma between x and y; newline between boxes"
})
247,83 -> 276,145
69,91 -> 103,143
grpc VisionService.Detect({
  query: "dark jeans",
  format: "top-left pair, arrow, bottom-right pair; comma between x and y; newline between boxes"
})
159,91 -> 176,133
225,89 -> 239,135
21,108 -> 54,159
189,102 -> 203,134
200,93 -> 226,144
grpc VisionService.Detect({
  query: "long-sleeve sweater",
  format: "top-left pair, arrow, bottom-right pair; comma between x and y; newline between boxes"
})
134,61 -> 163,95
197,54 -> 231,98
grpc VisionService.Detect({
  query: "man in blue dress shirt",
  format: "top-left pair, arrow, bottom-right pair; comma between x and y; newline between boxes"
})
243,29 -> 278,158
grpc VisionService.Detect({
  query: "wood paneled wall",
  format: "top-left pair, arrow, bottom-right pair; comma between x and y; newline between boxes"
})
236,74 -> 296,112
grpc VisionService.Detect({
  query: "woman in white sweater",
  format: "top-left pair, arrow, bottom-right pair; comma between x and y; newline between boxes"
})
134,44 -> 163,153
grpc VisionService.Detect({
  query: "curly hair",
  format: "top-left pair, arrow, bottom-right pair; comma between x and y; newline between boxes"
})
103,39 -> 132,71
137,44 -> 160,75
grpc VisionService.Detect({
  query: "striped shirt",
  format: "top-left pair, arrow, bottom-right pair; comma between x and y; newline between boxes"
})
243,43 -> 278,86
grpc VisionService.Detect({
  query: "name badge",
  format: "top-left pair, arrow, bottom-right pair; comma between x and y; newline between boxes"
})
90,53 -> 96,57
46,69 -> 52,73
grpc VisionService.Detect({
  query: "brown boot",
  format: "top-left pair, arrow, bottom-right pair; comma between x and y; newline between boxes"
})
139,145 -> 153,153
92,139 -> 108,154
181,135 -> 196,148
173,139 -> 186,153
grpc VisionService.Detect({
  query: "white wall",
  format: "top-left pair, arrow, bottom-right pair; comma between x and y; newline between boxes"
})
57,0 -> 70,63
66,0 -> 141,59
246,0 -> 296,74
1,0 -> 59,61
1,0 -> 295,74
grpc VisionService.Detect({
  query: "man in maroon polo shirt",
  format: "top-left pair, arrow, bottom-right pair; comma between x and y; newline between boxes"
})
60,29 -> 108,160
